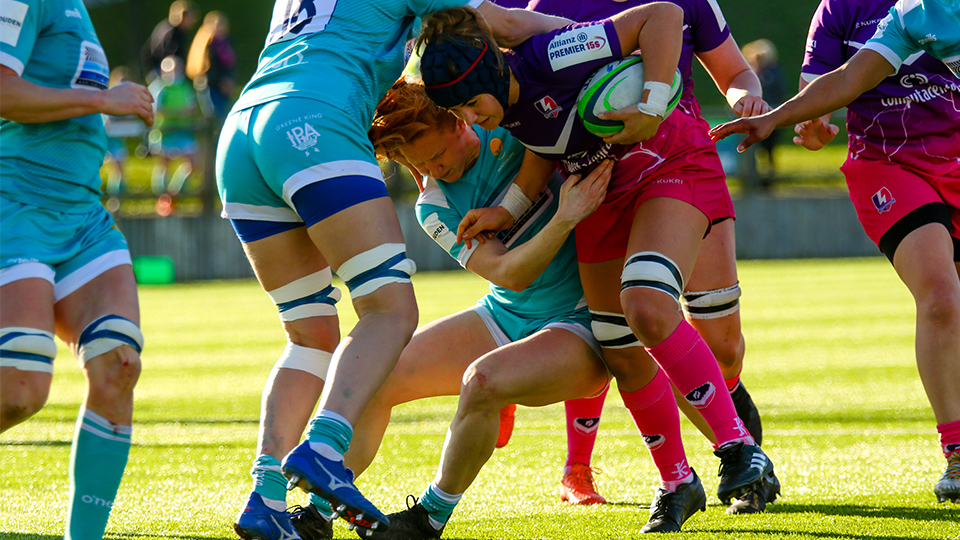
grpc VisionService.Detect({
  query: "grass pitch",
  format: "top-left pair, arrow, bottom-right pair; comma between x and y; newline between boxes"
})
2,258 -> 958,539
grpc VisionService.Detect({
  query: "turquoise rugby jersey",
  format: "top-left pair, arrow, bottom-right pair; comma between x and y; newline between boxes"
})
416,127 -> 588,321
0,0 -> 111,213
863,0 -> 960,77
233,0 -> 482,128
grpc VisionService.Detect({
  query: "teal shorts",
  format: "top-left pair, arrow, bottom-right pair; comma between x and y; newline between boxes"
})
216,97 -> 388,242
474,296 -> 602,357
0,196 -> 131,301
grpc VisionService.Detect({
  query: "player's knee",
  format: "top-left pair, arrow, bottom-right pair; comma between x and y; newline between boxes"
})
0,327 -> 57,430
620,251 -> 685,342
338,243 -> 418,329
284,316 -> 340,352
1,389 -> 49,430
268,268 -> 342,348
917,282 -> 960,330
682,283 -> 741,321
460,363 -> 502,413
78,315 -> 143,398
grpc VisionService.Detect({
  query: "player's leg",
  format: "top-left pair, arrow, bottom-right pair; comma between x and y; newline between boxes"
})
622,197 -> 773,506
560,388 -> 609,505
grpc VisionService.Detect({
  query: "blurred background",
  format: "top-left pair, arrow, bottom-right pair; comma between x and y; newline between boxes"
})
82,0 -> 875,284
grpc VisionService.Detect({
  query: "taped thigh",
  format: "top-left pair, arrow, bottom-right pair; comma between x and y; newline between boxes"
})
590,311 -> 643,349
0,328 -> 57,373
77,315 -> 144,365
266,268 -> 342,321
621,251 -> 684,308
336,243 -> 416,298
272,343 -> 332,380
682,282 -> 741,320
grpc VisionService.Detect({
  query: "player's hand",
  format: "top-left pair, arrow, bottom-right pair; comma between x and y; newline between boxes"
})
556,159 -> 611,225
792,118 -> 839,151
708,114 -> 777,152
598,105 -> 662,145
732,95 -> 772,118
457,206 -> 513,248
101,82 -> 154,127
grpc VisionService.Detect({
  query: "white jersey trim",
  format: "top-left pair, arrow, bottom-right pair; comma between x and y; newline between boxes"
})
862,42 -> 904,72
55,250 -> 131,302
0,51 -> 24,75
281,160 -> 384,208
221,202 -> 301,222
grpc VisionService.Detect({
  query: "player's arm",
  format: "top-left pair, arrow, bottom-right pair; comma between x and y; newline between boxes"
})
791,76 -> 839,151
696,35 -> 770,117
709,48 -> 892,151
465,160 -> 612,292
0,65 -> 154,126
597,2 -> 684,145
477,1 -> 572,48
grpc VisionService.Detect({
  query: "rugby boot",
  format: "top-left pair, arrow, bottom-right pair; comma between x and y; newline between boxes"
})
935,450 -> 960,503
234,492 -> 302,540
714,441 -> 775,505
363,497 -> 442,540
730,382 -> 763,446
559,462 -> 607,505
496,404 -> 516,448
289,504 -> 334,540
726,469 -> 781,514
640,469 -> 706,533
282,441 -> 389,533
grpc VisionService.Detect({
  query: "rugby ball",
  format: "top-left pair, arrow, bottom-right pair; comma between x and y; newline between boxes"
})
576,55 -> 683,137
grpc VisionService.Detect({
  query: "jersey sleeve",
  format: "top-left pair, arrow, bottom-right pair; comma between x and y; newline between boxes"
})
415,181 -> 479,268
522,19 -> 622,79
0,0 -> 39,75
862,3 -> 920,73
410,0 -> 483,17
801,0 -> 848,82
690,0 -> 731,54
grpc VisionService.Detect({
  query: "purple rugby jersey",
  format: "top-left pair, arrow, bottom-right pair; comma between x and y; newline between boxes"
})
501,19 -> 630,174
803,0 -> 960,175
528,0 -> 731,118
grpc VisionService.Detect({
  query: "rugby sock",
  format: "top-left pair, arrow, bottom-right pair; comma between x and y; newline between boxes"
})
307,410 -> 353,456
937,419 -> 960,456
646,320 -> 753,448
308,493 -> 336,520
619,369 -> 692,492
724,374 -> 741,392
250,455 -> 288,511
66,408 -> 131,540
564,386 -> 608,468
420,482 -> 462,530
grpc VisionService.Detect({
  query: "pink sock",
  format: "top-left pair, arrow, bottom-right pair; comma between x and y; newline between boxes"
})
646,320 -> 753,448
938,419 -> 960,456
564,386 -> 609,469
620,369 -> 692,491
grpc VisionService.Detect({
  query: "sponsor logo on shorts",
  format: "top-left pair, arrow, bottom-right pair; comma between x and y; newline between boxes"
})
685,382 -> 716,409
547,25 -> 612,71
652,178 -> 684,185
490,138 -> 503,158
286,123 -> 321,154
535,96 -> 563,119
574,417 -> 601,436
872,187 -> 896,213
643,434 -> 665,450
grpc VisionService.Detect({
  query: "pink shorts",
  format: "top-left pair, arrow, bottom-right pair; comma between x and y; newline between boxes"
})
841,158 -> 960,245
575,111 -> 732,263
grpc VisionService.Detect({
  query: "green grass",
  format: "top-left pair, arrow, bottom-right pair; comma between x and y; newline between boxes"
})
3,259 -> 958,539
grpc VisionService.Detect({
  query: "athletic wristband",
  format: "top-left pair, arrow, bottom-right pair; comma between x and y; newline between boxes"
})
498,182 -> 533,222
637,81 -> 671,118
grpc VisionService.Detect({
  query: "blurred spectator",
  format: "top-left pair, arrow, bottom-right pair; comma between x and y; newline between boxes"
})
187,11 -> 236,123
148,56 -> 200,213
142,1 -> 198,84
742,38 -> 785,182
101,67 -> 147,208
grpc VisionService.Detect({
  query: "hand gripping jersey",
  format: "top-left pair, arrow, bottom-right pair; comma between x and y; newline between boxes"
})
0,0 -> 110,213
803,0 -> 960,175
863,0 -> 960,78
415,126 -> 588,321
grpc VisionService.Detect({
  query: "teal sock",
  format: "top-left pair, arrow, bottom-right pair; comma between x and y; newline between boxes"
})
306,411 -> 353,455
308,493 -> 336,519
419,483 -> 462,530
66,408 -> 131,540
251,455 -> 288,510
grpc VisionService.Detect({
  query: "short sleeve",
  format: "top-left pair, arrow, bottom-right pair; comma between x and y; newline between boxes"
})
690,0 -> 730,54
801,0 -> 849,82
415,182 -> 479,268
862,5 -> 920,73
0,0 -> 39,75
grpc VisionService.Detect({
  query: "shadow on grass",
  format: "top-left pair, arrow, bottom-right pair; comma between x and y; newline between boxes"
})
696,529 -> 953,540
767,502 -> 960,522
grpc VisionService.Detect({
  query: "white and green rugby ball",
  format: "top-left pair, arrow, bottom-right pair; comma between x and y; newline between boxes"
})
576,54 -> 683,137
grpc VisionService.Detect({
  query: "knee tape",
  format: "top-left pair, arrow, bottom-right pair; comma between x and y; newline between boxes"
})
267,268 -> 342,321
682,283 -> 741,320
77,315 -> 144,365
590,311 -> 643,349
336,243 -> 416,298
621,251 -> 684,307
0,327 -> 58,373
273,343 -> 332,380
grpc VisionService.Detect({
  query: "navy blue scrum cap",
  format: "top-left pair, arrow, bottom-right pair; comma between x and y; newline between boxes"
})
421,36 -> 510,110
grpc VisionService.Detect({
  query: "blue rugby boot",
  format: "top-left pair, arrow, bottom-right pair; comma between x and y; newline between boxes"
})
282,441 -> 389,534
234,492 -> 302,540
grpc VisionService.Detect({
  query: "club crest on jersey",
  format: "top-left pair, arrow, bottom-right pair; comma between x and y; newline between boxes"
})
286,123 -> 320,154
490,138 -> 503,158
872,187 -> 896,213
643,434 -> 665,450
535,96 -> 563,119
685,382 -> 716,409
574,417 -> 601,435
